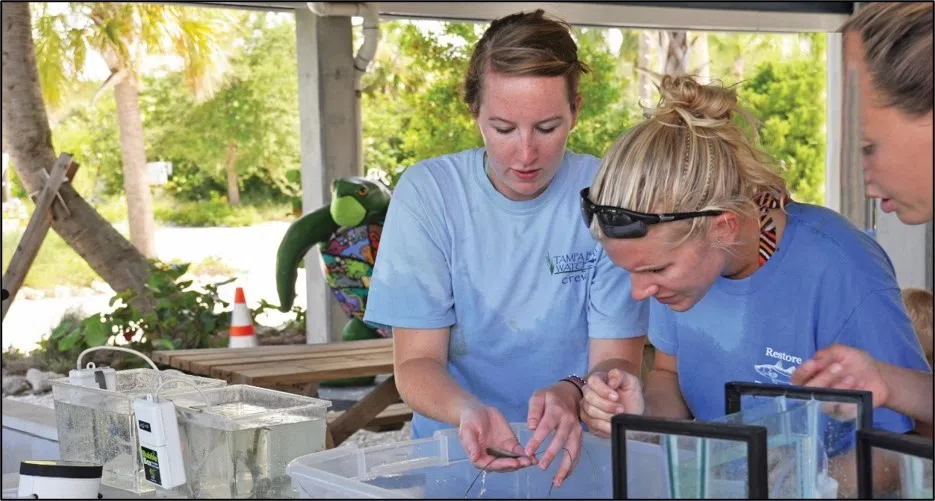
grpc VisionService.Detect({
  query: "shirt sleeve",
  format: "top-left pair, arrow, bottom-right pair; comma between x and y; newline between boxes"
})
647,299 -> 678,355
826,288 -> 930,434
363,167 -> 455,330
586,244 -> 648,339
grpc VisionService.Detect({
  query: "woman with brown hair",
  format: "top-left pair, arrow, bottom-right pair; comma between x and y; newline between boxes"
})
364,10 -> 647,486
792,2 -> 933,437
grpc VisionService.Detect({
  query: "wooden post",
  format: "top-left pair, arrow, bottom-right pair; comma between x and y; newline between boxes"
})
1,153 -> 79,321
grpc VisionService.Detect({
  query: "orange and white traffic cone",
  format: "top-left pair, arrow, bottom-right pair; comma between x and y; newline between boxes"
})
229,287 -> 258,348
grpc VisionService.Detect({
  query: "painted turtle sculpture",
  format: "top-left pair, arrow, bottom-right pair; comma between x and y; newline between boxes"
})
276,176 -> 392,386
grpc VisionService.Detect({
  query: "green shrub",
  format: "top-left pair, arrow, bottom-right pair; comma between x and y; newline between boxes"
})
50,260 -> 235,359
154,194 -> 291,227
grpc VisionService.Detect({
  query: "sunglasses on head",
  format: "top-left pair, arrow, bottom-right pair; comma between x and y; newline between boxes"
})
580,187 -> 724,239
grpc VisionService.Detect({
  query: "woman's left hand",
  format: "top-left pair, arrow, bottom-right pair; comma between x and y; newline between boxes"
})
524,381 -> 584,488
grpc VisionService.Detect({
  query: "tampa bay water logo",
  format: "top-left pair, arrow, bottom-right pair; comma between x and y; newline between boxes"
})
545,250 -> 598,276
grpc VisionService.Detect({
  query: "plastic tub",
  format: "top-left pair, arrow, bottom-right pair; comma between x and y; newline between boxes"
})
286,423 -> 621,499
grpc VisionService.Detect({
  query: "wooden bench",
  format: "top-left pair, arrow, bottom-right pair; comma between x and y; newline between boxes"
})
152,338 -> 398,448
327,402 -> 412,432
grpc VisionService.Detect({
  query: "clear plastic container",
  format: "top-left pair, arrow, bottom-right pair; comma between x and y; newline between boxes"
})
166,385 -> 331,499
51,369 -> 227,494
286,423 -> 615,499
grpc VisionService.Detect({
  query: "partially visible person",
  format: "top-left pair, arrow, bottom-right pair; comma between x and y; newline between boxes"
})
575,75 -> 929,454
905,287 -> 933,437
846,2 -> 932,225
792,1 -> 934,437
903,287 -> 934,369
364,10 -> 648,487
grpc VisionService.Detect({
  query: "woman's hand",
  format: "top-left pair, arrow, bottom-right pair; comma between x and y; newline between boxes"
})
579,368 -> 645,437
459,403 -> 533,472
524,381 -> 584,488
792,344 -> 890,408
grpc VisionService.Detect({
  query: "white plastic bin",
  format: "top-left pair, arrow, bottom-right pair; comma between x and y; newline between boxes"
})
286,423 -> 624,499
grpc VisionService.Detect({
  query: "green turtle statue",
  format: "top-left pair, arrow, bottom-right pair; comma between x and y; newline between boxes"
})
275,176 -> 392,386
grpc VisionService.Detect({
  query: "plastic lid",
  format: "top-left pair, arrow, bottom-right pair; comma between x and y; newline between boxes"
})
19,460 -> 103,479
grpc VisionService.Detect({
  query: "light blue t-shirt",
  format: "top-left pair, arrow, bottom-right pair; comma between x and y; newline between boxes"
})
365,148 -> 648,439
649,202 -> 929,444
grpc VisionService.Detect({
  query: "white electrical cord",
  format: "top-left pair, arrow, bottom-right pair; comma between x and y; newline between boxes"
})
154,378 -> 212,411
76,345 -> 159,371
153,377 -> 216,494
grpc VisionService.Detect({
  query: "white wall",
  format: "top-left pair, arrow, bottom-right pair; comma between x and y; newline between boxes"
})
875,211 -> 934,291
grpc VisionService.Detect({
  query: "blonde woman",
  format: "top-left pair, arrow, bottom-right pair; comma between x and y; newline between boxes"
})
364,10 -> 647,486
793,2 -> 933,437
578,75 -> 928,460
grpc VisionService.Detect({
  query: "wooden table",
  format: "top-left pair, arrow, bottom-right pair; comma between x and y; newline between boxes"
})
151,338 -> 402,448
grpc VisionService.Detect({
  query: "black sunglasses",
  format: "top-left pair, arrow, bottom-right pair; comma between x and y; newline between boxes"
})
580,187 -> 724,239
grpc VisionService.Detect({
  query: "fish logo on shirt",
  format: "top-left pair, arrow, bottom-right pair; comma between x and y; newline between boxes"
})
753,360 -> 795,385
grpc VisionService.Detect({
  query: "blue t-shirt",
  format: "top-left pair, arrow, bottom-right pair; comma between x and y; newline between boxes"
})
364,148 -> 649,439
649,202 -> 929,437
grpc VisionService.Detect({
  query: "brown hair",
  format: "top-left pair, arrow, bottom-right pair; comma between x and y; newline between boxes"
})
841,2 -> 934,117
902,287 -> 934,367
463,9 -> 590,117
590,75 -> 788,246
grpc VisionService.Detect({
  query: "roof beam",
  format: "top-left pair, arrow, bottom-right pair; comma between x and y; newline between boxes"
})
189,1 -> 850,32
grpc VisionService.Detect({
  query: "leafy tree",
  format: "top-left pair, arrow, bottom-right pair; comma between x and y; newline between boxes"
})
31,2 -> 236,256
146,13 -> 300,207
567,27 -> 636,157
740,55 -> 826,205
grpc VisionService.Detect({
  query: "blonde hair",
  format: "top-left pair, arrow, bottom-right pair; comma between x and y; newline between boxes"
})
841,2 -> 933,118
463,9 -> 590,117
590,76 -> 788,245
902,287 -> 934,367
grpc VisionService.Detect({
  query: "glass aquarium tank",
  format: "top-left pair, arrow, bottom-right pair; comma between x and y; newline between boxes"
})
51,369 -> 227,494
167,384 -> 331,499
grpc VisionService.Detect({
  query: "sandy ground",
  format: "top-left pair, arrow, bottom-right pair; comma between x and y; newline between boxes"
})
2,221 -> 310,353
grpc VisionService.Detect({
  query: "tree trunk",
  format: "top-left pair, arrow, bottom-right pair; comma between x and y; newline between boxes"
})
224,142 -> 240,207
693,32 -> 710,84
663,31 -> 690,76
733,55 -> 744,82
638,30 -> 655,103
112,74 -> 156,258
1,151 -> 11,203
1,2 -> 152,306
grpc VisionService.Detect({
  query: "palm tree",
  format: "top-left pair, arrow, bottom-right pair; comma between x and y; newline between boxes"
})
2,2 -> 153,307
660,31 -> 690,76
31,2 -> 233,257
692,32 -> 710,83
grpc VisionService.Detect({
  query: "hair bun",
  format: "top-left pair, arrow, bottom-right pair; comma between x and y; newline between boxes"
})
654,75 -> 737,125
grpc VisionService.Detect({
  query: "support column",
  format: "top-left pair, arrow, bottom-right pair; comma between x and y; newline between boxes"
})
296,9 -> 361,344
875,211 -> 933,291
824,32 -> 842,213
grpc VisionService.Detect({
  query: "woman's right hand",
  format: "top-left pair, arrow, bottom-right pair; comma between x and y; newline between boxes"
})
579,368 -> 645,437
459,403 -> 535,472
